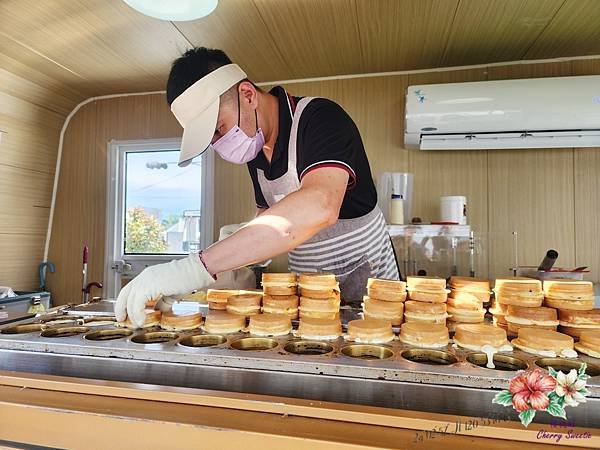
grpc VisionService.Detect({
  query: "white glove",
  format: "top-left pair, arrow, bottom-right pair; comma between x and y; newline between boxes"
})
115,254 -> 215,327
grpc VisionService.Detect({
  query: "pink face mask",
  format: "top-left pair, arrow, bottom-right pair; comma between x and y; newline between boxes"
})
212,95 -> 265,164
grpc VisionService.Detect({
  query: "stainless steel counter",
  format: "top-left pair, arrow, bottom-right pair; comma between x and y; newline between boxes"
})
1,301 -> 599,428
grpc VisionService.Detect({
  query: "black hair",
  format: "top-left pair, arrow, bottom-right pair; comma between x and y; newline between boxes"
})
166,47 -> 232,106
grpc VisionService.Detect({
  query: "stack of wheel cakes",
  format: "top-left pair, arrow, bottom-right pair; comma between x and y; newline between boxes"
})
396,276 -> 451,348
261,272 -> 299,319
160,311 -> 203,331
297,273 -> 340,320
544,279 -> 600,339
361,278 -> 406,326
446,276 -> 490,331
492,277 -> 558,338
404,276 -> 449,325
206,288 -> 239,310
346,318 -> 395,344
116,309 -> 162,329
296,273 -> 343,341
205,288 -> 262,334
226,292 -> 263,316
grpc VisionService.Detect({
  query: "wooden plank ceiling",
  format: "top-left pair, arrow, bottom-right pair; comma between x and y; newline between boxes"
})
1,0 -> 599,99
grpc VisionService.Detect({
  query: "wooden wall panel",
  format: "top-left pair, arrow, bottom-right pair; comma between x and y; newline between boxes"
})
0,234 -> 46,292
0,67 -> 74,291
486,62 -> 575,279
339,76 -> 410,178
355,0 -> 458,72
0,165 -> 54,235
572,59 -> 600,283
0,0 -> 191,95
174,0 -> 291,83
47,58 -> 600,301
46,102 -> 98,303
440,0 -> 563,66
2,0 -> 600,96
525,0 -> 600,59
0,66 -> 80,116
253,0 -> 364,78
0,114 -> 62,176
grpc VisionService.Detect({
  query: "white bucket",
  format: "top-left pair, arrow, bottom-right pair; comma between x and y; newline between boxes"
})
440,196 -> 467,225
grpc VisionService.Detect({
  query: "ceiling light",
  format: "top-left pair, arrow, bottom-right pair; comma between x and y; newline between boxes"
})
123,0 -> 218,21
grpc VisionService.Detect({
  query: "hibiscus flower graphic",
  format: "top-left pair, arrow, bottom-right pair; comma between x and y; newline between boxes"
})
509,369 -> 556,412
492,363 -> 590,427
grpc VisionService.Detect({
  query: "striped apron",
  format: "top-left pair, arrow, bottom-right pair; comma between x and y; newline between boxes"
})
257,95 -> 399,302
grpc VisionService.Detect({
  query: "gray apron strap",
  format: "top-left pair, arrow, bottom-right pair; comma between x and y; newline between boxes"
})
256,97 -> 316,206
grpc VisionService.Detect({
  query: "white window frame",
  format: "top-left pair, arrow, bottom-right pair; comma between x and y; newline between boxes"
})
103,138 -> 215,298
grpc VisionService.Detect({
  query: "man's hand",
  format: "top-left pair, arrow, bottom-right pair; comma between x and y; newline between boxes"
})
114,254 -> 215,327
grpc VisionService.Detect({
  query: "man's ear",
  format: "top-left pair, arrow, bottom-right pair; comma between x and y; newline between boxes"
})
239,81 -> 257,105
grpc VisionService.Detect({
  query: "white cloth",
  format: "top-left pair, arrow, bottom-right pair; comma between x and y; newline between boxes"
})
0,286 -> 16,299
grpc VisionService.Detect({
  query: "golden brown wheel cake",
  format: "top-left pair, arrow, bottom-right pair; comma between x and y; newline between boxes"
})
575,330 -> 600,359
559,325 -> 589,339
494,277 -> 543,307
346,318 -> 394,344
261,272 -> 297,296
399,322 -> 449,348
298,272 -> 340,299
543,279 -> 595,310
407,276 -> 449,303
449,276 -> 491,303
505,305 -> 559,326
403,301 -> 448,324
446,304 -> 486,323
226,293 -> 262,316
407,276 -> 447,292
447,295 -> 484,311
160,311 -> 202,331
453,323 -> 512,352
261,294 -> 299,319
247,313 -> 292,337
362,296 -> 404,326
407,290 -> 448,303
558,308 -> 600,328
296,317 -> 342,340
206,288 -> 239,310
449,276 -> 490,291
202,311 -> 246,334
511,328 -> 576,358
366,278 -> 407,302
116,309 -> 161,329
298,296 -> 340,320
543,279 -> 594,300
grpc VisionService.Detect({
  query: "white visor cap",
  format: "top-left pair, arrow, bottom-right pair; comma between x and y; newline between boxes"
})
170,64 -> 247,167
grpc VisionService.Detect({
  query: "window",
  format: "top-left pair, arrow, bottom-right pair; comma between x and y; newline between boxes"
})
104,138 -> 214,298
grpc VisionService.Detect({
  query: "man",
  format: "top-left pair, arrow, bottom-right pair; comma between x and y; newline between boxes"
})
115,48 -> 399,327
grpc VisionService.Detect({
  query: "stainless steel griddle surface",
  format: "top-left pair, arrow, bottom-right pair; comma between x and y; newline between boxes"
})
1,300 -> 599,427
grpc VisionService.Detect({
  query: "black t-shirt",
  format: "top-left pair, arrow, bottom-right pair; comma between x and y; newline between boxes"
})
247,86 -> 377,219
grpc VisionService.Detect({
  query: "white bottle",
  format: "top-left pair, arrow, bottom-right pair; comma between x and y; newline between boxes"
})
390,194 -> 405,225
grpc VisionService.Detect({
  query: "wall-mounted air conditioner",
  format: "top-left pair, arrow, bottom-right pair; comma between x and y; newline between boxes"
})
405,75 -> 600,150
